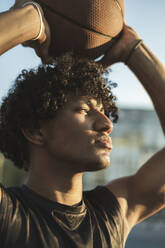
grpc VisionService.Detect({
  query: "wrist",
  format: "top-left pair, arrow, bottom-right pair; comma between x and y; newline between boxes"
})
20,4 -> 41,41
124,40 -> 143,65
22,2 -> 44,41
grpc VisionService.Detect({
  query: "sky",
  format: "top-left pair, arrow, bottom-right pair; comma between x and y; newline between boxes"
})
0,0 -> 165,109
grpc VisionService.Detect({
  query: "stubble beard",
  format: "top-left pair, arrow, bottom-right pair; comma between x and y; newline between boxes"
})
70,149 -> 111,173
51,143 -> 111,174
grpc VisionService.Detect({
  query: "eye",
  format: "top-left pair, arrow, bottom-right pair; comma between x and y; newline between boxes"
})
100,108 -> 105,114
75,108 -> 89,114
80,108 -> 89,114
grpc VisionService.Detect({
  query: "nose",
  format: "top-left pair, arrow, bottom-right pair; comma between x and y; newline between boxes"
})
93,111 -> 113,134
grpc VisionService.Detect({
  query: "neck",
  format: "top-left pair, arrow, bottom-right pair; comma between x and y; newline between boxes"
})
26,161 -> 83,206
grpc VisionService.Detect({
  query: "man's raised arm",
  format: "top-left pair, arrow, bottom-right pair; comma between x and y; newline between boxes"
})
0,6 -> 40,55
101,25 -> 165,240
125,28 -> 165,225
0,1 -> 50,62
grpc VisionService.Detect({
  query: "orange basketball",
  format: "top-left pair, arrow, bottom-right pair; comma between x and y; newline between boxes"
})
38,0 -> 125,59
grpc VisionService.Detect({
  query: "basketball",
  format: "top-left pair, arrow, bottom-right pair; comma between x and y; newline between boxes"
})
37,0 -> 125,59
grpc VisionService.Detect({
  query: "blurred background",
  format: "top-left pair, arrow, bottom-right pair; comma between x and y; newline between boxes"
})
0,1 -> 165,247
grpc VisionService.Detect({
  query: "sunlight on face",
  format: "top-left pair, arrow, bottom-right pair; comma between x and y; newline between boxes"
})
41,96 -> 112,173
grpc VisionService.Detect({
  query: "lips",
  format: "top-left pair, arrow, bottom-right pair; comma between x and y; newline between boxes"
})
95,136 -> 112,150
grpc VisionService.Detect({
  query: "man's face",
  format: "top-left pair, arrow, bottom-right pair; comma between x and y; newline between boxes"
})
41,96 -> 113,173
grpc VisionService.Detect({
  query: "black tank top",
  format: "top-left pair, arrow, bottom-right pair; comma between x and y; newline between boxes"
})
0,184 -> 124,248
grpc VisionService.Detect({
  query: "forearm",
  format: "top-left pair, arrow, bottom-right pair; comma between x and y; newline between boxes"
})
127,42 -> 165,135
0,6 -> 40,55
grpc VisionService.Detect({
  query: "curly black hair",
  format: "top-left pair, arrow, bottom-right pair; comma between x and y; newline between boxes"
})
0,52 -> 119,170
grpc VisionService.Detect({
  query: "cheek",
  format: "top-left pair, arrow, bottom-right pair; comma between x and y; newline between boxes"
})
57,114 -> 90,140
45,117 -> 90,154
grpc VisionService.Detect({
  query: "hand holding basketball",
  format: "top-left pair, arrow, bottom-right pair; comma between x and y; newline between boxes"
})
13,0 -> 51,62
12,0 -> 126,62
100,25 -> 141,67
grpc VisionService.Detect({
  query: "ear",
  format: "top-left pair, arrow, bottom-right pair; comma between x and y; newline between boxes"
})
22,128 -> 44,146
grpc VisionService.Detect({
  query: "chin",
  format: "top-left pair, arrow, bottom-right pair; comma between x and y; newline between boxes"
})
83,154 -> 111,172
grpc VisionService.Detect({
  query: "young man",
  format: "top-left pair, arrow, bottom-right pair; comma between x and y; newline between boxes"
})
0,1 -> 165,248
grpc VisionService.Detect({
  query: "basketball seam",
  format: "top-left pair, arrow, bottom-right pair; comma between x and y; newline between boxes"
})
114,0 -> 124,18
37,0 -> 113,39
